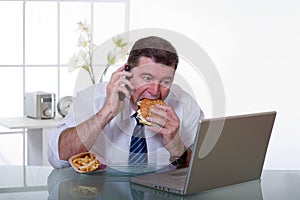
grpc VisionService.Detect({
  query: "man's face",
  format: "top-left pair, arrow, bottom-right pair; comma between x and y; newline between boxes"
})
130,57 -> 175,110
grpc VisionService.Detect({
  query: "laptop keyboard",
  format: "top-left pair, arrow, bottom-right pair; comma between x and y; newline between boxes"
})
166,176 -> 186,189
163,168 -> 188,189
168,170 -> 188,177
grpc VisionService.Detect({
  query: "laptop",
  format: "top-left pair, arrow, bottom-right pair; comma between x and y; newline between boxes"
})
130,111 -> 276,195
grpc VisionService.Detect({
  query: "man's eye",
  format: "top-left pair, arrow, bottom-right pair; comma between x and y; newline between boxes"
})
142,76 -> 152,82
160,80 -> 171,87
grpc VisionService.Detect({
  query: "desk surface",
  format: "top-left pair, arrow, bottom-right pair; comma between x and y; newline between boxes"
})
0,117 -> 62,129
0,166 -> 299,200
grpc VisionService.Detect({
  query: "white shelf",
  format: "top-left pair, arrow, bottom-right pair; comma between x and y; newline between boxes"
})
0,117 -> 62,129
0,116 -> 63,166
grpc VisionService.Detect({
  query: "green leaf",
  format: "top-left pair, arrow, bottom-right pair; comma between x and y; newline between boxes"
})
110,57 -> 116,65
107,52 -> 111,62
107,52 -> 116,64
82,65 -> 89,72
119,42 -> 128,48
109,56 -> 117,65
117,39 -> 123,46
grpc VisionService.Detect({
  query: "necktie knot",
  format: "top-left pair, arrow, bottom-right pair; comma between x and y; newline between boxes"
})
132,112 -> 143,127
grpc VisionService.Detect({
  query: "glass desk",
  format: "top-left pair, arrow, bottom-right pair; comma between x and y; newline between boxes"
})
0,165 -> 299,200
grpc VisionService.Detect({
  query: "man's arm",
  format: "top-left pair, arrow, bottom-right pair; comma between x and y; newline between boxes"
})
58,65 -> 134,161
58,106 -> 114,161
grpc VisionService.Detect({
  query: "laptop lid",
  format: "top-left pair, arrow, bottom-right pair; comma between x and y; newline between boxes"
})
131,111 -> 276,195
184,111 -> 276,194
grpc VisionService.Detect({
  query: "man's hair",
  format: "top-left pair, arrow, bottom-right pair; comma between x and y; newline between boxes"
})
127,36 -> 179,70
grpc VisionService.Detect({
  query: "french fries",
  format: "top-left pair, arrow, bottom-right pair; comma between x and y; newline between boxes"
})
70,186 -> 100,197
71,152 -> 100,172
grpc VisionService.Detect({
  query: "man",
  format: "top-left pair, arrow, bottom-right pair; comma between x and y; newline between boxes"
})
48,36 -> 204,169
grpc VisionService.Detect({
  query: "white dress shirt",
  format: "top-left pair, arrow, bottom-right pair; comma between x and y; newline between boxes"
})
48,82 -> 204,169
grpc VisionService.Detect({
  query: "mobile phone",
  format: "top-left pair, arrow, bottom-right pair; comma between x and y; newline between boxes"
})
118,64 -> 131,100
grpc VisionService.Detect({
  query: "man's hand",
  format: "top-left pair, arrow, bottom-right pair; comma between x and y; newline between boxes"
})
146,104 -> 185,157
102,65 -> 134,116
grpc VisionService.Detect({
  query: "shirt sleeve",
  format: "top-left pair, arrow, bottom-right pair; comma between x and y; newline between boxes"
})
181,96 -> 204,149
168,84 -> 205,150
47,90 -> 92,169
47,123 -> 70,168
47,83 -> 106,168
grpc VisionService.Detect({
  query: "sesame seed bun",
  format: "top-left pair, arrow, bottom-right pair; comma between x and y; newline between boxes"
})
137,98 -> 166,126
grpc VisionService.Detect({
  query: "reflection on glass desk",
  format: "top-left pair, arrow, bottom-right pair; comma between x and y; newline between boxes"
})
0,165 -> 300,199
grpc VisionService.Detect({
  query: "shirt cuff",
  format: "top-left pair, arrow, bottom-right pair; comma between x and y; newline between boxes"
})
47,124 -> 70,168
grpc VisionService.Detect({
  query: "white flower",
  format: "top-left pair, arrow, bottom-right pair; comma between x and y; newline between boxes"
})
68,54 -> 80,72
77,21 -> 90,33
68,21 -> 129,85
78,35 -> 88,48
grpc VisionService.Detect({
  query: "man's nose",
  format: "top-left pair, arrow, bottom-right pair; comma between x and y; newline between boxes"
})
148,83 -> 160,96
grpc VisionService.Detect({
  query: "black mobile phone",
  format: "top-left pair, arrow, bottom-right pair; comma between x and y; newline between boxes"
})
118,64 -> 131,100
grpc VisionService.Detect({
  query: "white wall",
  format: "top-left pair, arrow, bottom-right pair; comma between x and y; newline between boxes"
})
130,0 -> 300,169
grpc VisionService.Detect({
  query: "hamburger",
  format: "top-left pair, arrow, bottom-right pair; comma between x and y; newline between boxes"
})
137,98 -> 166,126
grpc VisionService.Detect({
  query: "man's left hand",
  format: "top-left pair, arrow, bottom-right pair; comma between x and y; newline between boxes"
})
146,104 -> 185,157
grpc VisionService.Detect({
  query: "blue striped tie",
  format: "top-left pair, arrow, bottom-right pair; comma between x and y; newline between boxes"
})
128,113 -> 148,165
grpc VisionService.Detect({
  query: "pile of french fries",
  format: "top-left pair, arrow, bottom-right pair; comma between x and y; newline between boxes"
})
71,152 -> 100,172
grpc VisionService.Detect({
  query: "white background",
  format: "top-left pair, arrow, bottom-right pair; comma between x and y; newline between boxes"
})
130,0 -> 300,169
0,0 -> 299,170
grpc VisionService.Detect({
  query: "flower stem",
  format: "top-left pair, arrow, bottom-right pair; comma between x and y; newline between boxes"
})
99,63 -> 111,83
88,30 -> 95,84
89,51 -> 95,84
88,67 -> 95,84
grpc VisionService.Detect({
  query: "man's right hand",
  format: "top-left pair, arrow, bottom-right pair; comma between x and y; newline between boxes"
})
103,65 -> 134,116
